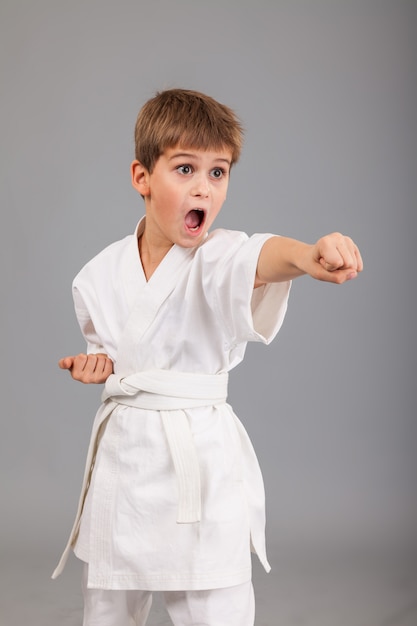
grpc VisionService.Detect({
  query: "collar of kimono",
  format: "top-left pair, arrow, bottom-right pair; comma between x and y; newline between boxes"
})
102,370 -> 229,524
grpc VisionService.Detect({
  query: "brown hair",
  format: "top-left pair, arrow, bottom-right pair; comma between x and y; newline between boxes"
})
134,89 -> 244,172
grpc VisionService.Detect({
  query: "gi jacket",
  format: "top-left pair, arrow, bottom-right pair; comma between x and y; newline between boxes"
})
53,219 -> 291,590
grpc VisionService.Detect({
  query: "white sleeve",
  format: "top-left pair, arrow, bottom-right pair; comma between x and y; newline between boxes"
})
72,283 -> 106,355
208,231 -> 291,346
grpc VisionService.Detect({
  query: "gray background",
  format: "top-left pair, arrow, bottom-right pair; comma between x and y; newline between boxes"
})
1,1 -> 416,625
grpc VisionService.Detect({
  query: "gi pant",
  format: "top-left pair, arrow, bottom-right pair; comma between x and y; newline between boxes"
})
82,565 -> 255,626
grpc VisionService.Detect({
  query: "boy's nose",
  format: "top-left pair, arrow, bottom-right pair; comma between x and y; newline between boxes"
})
191,177 -> 209,197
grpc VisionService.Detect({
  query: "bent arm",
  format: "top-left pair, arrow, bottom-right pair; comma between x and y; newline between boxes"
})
58,353 -> 114,384
255,232 -> 363,286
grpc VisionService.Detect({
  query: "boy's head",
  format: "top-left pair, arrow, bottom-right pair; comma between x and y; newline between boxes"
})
134,89 -> 244,173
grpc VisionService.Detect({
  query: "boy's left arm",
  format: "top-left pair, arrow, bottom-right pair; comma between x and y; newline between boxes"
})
255,232 -> 363,286
58,353 -> 114,384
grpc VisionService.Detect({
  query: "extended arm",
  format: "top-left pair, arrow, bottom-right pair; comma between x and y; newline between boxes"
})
58,353 -> 114,384
255,232 -> 363,286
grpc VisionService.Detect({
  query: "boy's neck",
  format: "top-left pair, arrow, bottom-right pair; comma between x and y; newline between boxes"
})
138,232 -> 173,281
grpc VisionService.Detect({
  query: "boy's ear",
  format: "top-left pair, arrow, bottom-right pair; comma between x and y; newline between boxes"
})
131,160 -> 150,196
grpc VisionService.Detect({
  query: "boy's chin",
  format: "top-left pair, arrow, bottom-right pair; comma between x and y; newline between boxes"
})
179,230 -> 208,248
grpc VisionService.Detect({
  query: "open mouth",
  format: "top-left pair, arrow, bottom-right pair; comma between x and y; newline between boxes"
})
184,209 -> 205,232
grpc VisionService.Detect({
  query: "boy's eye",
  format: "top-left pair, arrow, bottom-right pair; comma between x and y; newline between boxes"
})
177,164 -> 193,175
210,168 -> 225,179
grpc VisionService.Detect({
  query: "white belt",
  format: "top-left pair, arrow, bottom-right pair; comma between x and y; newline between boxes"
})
102,369 -> 229,523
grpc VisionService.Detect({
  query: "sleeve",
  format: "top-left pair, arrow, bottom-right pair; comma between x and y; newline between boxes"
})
208,231 -> 291,347
72,283 -> 106,355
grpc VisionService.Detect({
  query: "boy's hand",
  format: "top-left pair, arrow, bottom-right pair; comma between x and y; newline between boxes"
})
307,232 -> 363,284
256,232 -> 363,285
58,353 -> 113,384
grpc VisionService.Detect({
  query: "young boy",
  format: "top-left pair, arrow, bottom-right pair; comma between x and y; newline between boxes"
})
53,89 -> 363,625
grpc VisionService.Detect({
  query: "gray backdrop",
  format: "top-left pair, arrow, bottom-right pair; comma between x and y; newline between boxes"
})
1,0 -> 416,615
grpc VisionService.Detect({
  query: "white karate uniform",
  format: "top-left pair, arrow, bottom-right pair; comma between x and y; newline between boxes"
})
82,564 -> 255,626
53,217 -> 290,593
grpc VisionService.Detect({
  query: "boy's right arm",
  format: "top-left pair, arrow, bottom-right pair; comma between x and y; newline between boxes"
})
58,353 -> 113,384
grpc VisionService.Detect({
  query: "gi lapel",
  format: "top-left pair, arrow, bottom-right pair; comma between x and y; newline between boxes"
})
116,218 -> 195,373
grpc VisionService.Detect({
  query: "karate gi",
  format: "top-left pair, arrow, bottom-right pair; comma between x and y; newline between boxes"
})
81,563 -> 255,626
53,217 -> 290,592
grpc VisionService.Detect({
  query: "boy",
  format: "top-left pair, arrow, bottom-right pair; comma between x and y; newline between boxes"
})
53,89 -> 363,625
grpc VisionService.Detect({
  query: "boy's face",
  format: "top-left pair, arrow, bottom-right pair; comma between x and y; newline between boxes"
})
132,146 -> 232,250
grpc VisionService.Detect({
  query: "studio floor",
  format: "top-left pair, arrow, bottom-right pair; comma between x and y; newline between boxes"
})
1,544 -> 417,626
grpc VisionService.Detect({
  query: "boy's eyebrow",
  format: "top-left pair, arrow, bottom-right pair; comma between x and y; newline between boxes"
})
168,152 -> 231,165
